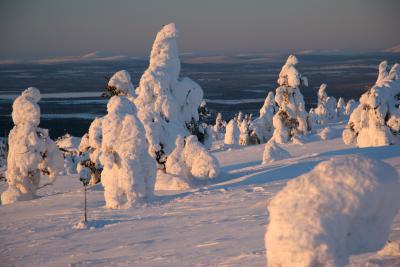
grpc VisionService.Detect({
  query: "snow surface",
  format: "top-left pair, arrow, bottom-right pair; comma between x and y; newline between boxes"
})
1,122 -> 400,266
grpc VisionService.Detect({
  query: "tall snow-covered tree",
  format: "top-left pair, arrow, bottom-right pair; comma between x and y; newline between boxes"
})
345,99 -> 358,116
1,87 -> 63,205
224,119 -> 240,145
336,97 -> 346,120
314,84 -> 337,124
238,119 -> 250,146
343,61 -> 400,147
272,55 -> 309,143
250,91 -> 277,144
100,96 -> 156,209
134,23 -> 206,167
212,112 -> 226,140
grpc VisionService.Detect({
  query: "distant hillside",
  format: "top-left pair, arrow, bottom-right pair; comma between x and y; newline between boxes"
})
383,44 -> 400,53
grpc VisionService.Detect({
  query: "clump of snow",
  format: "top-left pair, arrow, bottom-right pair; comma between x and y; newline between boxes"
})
106,70 -> 135,97
224,119 -> 240,145
343,60 -> 400,147
154,170 -> 190,191
377,240 -> 400,257
165,135 -> 219,182
265,155 -> 400,267
314,83 -> 338,124
99,96 -> 156,209
1,87 -> 63,205
272,55 -> 310,143
262,140 -> 290,164
134,23 -> 205,167
250,91 -> 277,143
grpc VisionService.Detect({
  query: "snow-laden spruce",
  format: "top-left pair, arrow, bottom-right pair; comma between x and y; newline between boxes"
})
272,55 -> 309,143
314,83 -> 337,124
165,135 -> 219,181
212,112 -> 226,140
224,119 -> 240,145
56,134 -> 81,175
250,91 -> 277,143
134,23 -> 207,167
1,87 -> 63,205
99,96 -> 156,209
262,140 -> 290,164
265,155 -> 400,267
343,60 -> 400,147
238,120 -> 250,146
345,99 -> 357,116
336,97 -> 346,120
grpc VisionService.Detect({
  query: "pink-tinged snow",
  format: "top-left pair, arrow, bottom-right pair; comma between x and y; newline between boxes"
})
1,123 -> 400,266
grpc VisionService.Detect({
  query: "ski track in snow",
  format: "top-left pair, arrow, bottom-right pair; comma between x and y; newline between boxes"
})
1,123 -> 400,266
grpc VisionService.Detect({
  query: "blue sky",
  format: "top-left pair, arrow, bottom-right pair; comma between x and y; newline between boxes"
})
0,0 -> 399,59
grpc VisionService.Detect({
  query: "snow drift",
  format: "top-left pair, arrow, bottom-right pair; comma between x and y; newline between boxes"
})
265,155 -> 400,267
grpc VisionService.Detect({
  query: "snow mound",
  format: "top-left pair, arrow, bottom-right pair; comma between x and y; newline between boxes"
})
378,240 -> 400,257
262,140 -> 290,164
265,155 -> 400,267
155,170 -> 191,191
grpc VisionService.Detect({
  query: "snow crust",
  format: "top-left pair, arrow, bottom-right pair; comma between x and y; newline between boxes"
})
266,155 -> 400,267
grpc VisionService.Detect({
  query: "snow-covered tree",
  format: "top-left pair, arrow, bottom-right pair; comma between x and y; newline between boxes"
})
336,97 -> 346,120
224,119 -> 240,145
212,112 -> 226,140
1,87 -> 63,205
262,140 -> 290,164
272,55 -> 309,144
165,135 -> 219,181
134,23 -> 206,167
56,134 -> 81,175
99,96 -> 156,209
77,117 -> 103,185
238,120 -> 250,146
345,99 -> 358,116
343,61 -> 400,147
314,84 -> 337,124
250,91 -> 277,144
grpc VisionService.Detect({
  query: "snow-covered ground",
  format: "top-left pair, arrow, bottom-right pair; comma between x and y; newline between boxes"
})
1,122 -> 400,266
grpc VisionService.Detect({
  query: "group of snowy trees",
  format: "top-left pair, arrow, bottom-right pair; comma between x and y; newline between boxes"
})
2,22 -> 399,207
1,23 -> 220,207
343,60 -> 400,147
